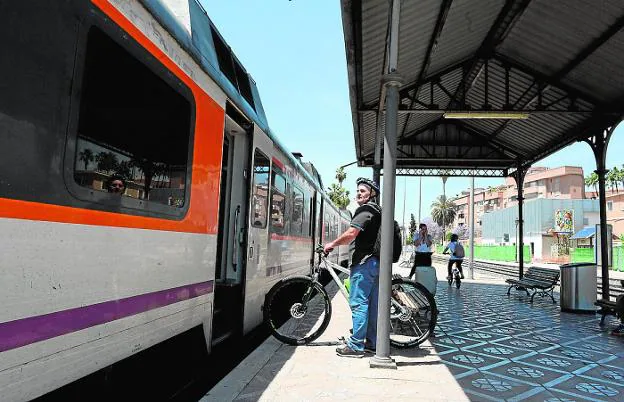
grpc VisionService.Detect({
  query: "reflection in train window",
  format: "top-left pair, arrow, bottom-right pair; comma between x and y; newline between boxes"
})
251,150 -> 270,228
73,27 -> 191,207
324,211 -> 330,240
291,186 -> 304,235
270,168 -> 287,234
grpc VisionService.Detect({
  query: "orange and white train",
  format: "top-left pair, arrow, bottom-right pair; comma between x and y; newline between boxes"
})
0,1 -> 351,400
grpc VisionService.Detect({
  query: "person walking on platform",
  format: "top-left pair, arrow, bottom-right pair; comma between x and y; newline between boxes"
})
443,233 -> 465,280
409,223 -> 433,279
324,177 -> 381,358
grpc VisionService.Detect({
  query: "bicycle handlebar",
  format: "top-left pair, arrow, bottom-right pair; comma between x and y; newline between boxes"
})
315,244 -> 330,257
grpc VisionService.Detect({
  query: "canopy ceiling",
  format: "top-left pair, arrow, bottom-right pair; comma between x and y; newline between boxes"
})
341,0 -> 624,176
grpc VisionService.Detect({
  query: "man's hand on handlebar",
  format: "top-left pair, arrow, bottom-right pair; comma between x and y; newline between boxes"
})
323,243 -> 334,254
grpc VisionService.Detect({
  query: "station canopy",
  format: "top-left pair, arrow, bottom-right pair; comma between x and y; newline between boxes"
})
341,0 -> 624,177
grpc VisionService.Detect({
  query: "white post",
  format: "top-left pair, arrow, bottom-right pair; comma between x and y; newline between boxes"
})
469,176 -> 475,279
418,176 -> 422,224
402,177 -> 406,248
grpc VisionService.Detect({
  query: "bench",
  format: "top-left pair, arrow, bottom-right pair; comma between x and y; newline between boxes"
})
506,267 -> 560,303
595,280 -> 624,326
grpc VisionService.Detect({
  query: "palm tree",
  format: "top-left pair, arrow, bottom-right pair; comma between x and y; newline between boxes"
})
335,167 -> 347,186
95,151 -> 119,175
607,167 -> 620,193
584,172 -> 598,195
78,148 -> 94,171
431,195 -> 457,233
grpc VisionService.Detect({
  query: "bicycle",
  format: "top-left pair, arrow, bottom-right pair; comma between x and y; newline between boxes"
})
443,252 -> 462,289
264,245 -> 438,348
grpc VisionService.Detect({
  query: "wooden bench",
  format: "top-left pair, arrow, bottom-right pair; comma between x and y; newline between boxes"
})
506,267 -> 560,303
595,280 -> 624,326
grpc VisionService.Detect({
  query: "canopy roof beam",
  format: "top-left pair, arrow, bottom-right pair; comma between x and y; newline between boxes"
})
400,0 -> 454,139
449,0 -> 533,108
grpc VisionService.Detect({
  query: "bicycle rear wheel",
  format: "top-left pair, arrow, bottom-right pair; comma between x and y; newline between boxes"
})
389,278 -> 438,348
264,276 -> 332,346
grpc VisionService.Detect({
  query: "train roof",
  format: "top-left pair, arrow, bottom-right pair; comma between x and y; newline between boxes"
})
143,1 -> 325,191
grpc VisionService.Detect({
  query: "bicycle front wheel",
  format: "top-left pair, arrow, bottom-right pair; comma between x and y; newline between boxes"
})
389,278 -> 438,348
264,276 -> 332,346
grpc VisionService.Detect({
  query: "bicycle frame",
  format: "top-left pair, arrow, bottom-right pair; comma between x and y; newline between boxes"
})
317,257 -> 351,301
316,254 -> 413,316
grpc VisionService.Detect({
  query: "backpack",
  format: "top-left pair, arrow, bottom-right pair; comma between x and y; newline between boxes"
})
454,242 -> 465,258
373,219 -> 402,263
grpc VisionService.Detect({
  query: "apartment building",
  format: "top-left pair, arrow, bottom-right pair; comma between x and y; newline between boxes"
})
451,166 -> 586,240
587,190 -> 624,237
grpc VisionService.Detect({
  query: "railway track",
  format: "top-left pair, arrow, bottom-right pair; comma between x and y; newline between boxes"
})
432,255 -> 624,300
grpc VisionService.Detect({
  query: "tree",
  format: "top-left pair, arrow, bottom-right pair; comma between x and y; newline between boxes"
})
116,160 -> 133,181
584,172 -> 598,194
409,213 -> 417,238
453,224 -> 469,240
430,195 -> 457,230
78,148 -> 94,171
327,167 -> 350,209
420,217 -> 442,242
607,166 -> 620,193
327,183 -> 350,209
95,151 -> 119,175
335,167 -> 347,185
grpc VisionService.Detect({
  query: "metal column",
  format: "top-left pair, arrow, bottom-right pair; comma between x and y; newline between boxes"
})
585,127 -> 615,300
513,165 -> 527,279
469,177 -> 475,280
597,166 -> 610,299
371,0 -> 401,370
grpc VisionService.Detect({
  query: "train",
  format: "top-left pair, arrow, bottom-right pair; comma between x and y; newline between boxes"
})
0,1 -> 351,400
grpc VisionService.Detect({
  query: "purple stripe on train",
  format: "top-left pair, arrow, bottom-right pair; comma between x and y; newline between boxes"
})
0,281 -> 214,352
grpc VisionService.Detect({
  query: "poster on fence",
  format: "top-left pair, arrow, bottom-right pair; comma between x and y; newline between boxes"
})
554,209 -> 574,233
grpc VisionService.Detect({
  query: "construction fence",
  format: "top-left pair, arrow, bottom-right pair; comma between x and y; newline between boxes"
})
435,244 -> 532,263
571,247 -> 624,272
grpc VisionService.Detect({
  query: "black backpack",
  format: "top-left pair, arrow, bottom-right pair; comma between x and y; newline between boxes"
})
370,207 -> 402,262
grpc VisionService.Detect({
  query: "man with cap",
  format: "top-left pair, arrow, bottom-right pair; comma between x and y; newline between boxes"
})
324,177 -> 381,358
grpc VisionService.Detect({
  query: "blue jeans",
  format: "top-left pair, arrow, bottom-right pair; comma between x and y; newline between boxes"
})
347,257 -> 380,351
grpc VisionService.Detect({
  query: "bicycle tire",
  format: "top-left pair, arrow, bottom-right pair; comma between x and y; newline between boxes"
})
456,276 -> 461,289
264,276 -> 332,346
389,278 -> 438,348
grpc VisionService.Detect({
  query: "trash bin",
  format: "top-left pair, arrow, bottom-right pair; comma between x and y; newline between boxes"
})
560,263 -> 597,313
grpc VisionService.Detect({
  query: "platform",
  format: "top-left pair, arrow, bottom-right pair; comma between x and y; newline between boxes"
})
203,263 -> 624,402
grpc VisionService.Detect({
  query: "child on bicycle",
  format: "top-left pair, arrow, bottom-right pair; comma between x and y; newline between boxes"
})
443,233 -> 464,280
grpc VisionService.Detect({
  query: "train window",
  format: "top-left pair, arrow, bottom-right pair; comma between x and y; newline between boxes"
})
210,27 -> 255,109
72,27 -> 192,211
308,197 -> 314,236
291,186 -> 304,235
251,150 -> 270,228
270,168 -> 287,234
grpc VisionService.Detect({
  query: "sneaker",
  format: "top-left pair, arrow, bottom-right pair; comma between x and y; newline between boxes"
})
336,344 -> 364,358
364,342 -> 376,354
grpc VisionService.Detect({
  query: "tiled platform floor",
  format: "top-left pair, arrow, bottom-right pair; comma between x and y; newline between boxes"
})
432,281 -> 624,401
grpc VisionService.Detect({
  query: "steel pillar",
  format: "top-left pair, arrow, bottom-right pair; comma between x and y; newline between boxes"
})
469,176 -> 475,279
371,0 -> 401,370
585,127 -> 615,299
512,165 -> 528,279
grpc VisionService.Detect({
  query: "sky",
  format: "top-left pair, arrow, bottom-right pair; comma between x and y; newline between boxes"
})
200,0 -> 624,227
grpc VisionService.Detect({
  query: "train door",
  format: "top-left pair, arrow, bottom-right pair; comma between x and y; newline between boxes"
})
242,127 -> 273,334
212,112 -> 251,346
